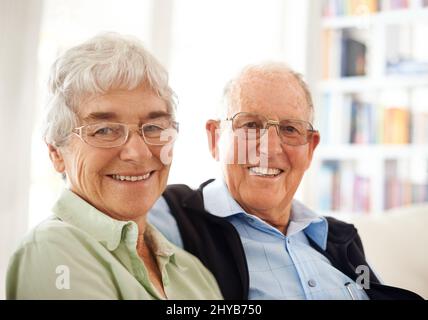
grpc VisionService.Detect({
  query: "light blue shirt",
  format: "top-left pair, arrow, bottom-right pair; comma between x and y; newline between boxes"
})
148,178 -> 369,300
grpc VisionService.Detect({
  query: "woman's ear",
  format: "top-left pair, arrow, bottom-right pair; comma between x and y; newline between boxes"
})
47,143 -> 66,173
205,120 -> 221,161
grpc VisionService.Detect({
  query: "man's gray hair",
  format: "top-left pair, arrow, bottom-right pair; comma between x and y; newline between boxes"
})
43,32 -> 176,147
220,62 -> 314,122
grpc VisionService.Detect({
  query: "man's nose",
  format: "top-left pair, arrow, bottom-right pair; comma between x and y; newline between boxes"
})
263,124 -> 283,155
119,130 -> 153,162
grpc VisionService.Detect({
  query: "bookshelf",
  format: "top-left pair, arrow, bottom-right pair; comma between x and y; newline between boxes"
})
304,0 -> 428,217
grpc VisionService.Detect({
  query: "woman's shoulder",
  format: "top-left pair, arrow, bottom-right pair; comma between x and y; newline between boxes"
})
15,215 -> 93,252
6,216 -> 122,299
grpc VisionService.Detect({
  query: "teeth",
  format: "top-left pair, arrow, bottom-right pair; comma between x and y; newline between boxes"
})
249,167 -> 282,176
111,173 -> 151,181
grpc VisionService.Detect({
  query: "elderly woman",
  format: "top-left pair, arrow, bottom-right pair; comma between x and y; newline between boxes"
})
6,33 -> 222,300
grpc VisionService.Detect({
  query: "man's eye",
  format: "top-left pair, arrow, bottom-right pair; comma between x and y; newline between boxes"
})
281,125 -> 299,134
242,121 -> 261,129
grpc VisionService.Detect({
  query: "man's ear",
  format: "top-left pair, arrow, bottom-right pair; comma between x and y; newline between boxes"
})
306,131 -> 320,166
205,120 -> 221,161
47,143 -> 66,173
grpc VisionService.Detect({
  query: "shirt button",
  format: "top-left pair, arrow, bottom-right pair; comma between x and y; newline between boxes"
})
308,279 -> 317,287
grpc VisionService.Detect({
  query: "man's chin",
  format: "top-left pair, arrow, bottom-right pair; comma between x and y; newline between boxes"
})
241,195 -> 283,213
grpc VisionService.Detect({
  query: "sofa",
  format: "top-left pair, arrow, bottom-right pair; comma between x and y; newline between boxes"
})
346,203 -> 428,299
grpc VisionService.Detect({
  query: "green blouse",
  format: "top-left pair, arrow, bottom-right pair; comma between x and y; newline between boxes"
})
6,189 -> 222,300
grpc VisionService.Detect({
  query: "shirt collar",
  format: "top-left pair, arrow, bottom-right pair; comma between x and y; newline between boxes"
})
203,177 -> 244,217
145,224 -> 176,259
52,189 -> 182,261
144,223 -> 186,270
53,189 -> 130,251
202,177 -> 328,250
289,200 -> 328,250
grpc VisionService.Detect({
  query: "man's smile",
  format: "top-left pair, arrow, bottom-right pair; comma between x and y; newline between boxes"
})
248,166 -> 284,177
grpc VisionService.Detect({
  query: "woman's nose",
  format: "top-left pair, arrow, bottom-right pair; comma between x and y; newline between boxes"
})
119,129 -> 153,162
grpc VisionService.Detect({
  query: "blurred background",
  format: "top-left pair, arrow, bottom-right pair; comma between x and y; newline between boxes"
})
1,0 -> 427,299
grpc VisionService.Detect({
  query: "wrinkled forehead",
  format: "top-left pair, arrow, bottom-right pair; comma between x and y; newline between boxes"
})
71,81 -> 173,115
229,70 -> 310,119
75,86 -> 171,123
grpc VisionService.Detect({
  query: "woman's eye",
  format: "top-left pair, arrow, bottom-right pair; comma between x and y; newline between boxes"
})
144,125 -> 163,132
94,127 -> 114,135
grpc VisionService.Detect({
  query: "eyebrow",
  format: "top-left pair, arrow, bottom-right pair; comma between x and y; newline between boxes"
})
83,112 -> 118,121
82,111 -> 172,122
145,111 -> 172,119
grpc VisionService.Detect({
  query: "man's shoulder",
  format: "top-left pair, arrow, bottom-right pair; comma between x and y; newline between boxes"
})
162,180 -> 214,211
320,216 -> 366,265
324,216 -> 359,243
164,183 -> 196,192
163,179 -> 214,199
163,183 -> 197,201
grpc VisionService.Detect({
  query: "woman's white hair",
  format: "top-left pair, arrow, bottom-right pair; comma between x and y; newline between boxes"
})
220,62 -> 314,122
43,32 -> 176,147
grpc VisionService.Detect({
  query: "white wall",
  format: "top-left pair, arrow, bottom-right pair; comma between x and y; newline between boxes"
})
0,0 -> 43,300
166,0 -> 311,189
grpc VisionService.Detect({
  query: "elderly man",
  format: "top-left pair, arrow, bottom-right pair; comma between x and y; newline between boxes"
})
6,33 -> 222,300
149,62 -> 422,300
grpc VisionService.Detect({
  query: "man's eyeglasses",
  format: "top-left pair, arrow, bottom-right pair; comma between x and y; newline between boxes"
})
225,112 -> 316,146
72,119 -> 179,148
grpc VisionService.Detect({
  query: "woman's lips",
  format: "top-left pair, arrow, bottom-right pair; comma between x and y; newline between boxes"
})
107,171 -> 154,182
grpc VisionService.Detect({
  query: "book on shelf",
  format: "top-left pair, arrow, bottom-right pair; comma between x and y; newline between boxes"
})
322,29 -> 367,79
322,29 -> 342,79
318,160 -> 372,213
340,161 -> 356,212
319,160 -> 337,211
410,88 -> 428,144
384,159 -> 428,209
318,158 -> 428,213
380,0 -> 410,11
385,21 -> 428,75
322,30 -> 332,79
317,0 -> 428,216
319,92 -> 423,144
353,175 -> 371,212
341,35 -> 367,77
322,0 -> 379,17
321,0 -> 422,17
411,111 -> 428,144
383,107 -> 410,144
385,22 -> 428,75
318,94 -> 333,144
349,97 -> 377,143
386,60 -> 428,75
412,183 -> 428,203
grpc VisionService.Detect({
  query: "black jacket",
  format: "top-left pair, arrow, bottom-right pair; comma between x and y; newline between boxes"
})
162,180 -> 423,300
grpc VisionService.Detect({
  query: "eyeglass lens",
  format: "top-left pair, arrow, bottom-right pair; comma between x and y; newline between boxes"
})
231,112 -> 312,145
